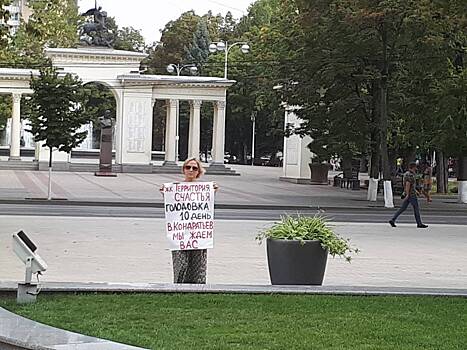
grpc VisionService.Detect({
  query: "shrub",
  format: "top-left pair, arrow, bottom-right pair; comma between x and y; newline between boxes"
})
257,215 -> 359,262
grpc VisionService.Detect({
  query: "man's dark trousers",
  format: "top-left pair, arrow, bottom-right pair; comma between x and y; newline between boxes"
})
391,196 -> 422,225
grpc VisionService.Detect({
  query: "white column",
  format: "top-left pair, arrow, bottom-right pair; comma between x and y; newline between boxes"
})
188,100 -> 202,159
212,101 -> 226,165
115,90 -> 124,164
188,102 -> 194,158
175,100 -> 180,162
211,103 -> 218,162
164,99 -> 178,164
9,93 -> 22,160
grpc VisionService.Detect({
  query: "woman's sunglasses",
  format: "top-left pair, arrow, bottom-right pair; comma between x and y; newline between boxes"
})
184,165 -> 199,171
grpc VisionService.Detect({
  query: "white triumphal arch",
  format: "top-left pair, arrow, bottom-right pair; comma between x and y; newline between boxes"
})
0,47 -> 235,172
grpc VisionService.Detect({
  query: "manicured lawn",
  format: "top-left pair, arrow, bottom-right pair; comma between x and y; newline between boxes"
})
1,293 -> 466,349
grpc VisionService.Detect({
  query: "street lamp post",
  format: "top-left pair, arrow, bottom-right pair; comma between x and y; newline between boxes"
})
251,112 -> 256,166
166,63 -> 198,76
166,63 -> 198,162
209,41 -> 250,79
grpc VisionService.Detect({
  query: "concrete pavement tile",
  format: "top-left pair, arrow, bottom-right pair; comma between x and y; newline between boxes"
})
1,218 -> 466,289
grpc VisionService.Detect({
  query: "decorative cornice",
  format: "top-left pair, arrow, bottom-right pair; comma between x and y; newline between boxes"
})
118,74 -> 236,88
0,68 -> 39,81
45,47 -> 148,65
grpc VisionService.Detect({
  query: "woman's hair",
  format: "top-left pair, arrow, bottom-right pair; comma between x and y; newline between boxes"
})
182,158 -> 205,179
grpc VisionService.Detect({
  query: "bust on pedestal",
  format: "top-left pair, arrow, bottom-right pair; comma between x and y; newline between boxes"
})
95,110 -> 116,177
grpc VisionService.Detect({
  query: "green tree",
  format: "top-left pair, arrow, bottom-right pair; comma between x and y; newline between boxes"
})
208,0 -> 286,163
104,17 -> 145,52
27,67 -> 89,199
270,0 -> 466,201
0,95 -> 11,130
115,26 -> 145,52
184,19 -> 211,73
146,10 -> 200,74
10,0 -> 79,67
0,0 -> 11,49
1,1 -> 13,131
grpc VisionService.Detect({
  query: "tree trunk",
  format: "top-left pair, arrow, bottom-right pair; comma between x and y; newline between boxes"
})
379,22 -> 393,208
359,156 -> 368,173
342,155 -> 353,179
47,147 -> 53,200
402,147 -> 417,169
243,143 -> 248,165
380,80 -> 390,180
367,80 -> 381,202
436,150 -> 448,194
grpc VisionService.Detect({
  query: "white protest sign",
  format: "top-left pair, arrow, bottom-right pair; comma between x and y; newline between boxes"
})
164,181 -> 215,251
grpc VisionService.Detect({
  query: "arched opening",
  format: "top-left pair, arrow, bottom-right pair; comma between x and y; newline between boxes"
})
78,82 -> 117,151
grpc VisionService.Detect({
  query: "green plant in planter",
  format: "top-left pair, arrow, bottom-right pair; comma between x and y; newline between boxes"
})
257,215 -> 359,262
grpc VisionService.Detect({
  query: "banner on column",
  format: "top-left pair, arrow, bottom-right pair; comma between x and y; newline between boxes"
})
164,182 -> 215,251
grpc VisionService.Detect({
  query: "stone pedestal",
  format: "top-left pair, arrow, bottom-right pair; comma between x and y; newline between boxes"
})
95,120 -> 117,177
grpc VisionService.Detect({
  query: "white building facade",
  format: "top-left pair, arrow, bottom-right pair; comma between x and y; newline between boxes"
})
0,47 -> 235,172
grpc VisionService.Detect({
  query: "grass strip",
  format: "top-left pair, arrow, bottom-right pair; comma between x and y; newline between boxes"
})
1,293 -> 466,349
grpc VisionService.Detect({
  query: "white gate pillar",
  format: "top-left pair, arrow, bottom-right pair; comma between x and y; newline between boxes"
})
280,106 -> 313,184
164,99 -> 178,164
9,93 -> 22,160
188,100 -> 202,159
212,100 -> 226,165
118,89 -> 153,165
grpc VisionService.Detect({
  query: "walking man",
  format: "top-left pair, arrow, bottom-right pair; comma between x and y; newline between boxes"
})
389,162 -> 428,228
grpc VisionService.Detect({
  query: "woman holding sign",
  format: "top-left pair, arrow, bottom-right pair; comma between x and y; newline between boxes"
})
162,158 -> 218,284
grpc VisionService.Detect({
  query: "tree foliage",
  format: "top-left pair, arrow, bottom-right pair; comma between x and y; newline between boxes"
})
0,95 -> 11,130
10,0 -> 79,67
268,0 -> 466,175
184,19 -> 211,73
26,67 -> 90,162
0,0 -> 11,49
104,17 -> 145,52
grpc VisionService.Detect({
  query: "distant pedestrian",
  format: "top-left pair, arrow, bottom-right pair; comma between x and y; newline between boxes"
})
389,162 -> 428,228
422,163 -> 433,203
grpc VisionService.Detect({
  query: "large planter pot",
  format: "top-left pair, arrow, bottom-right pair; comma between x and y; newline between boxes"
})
309,163 -> 330,185
266,238 -> 329,285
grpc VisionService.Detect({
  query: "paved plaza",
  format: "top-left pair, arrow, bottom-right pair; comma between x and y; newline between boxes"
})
0,165 -> 466,291
0,165 -> 463,211
1,216 -> 467,289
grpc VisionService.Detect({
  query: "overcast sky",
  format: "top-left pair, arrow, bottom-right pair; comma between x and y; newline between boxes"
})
78,0 -> 256,44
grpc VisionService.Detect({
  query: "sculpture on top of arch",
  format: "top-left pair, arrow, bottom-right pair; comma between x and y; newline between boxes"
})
79,2 -> 114,48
